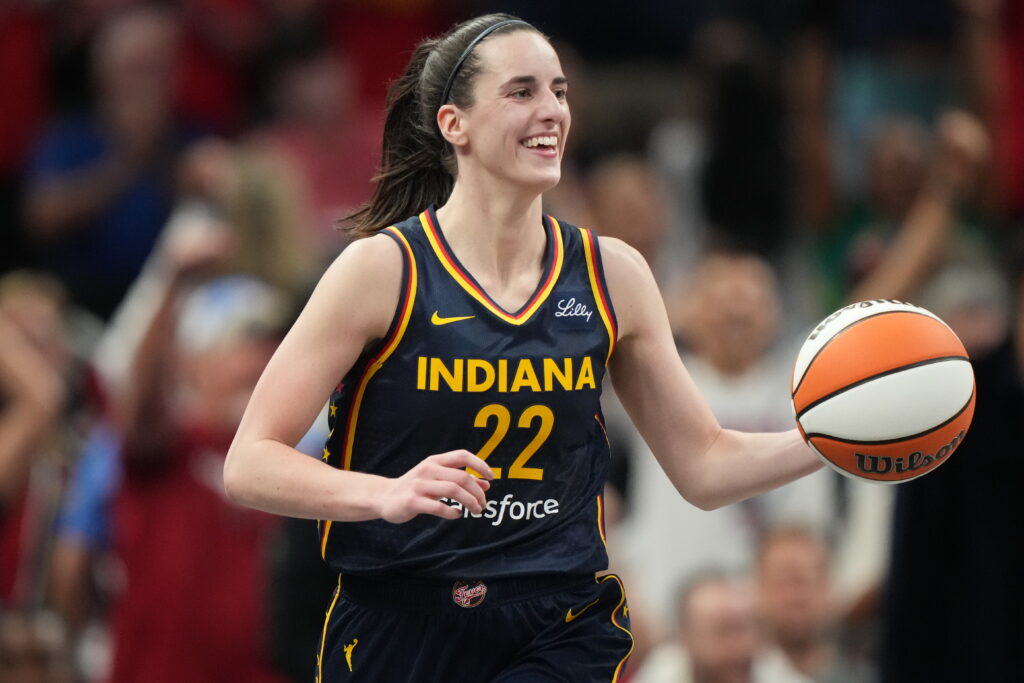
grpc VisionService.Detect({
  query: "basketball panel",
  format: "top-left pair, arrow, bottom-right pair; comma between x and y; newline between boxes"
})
792,311 -> 968,414
792,301 -> 945,391
797,359 -> 974,442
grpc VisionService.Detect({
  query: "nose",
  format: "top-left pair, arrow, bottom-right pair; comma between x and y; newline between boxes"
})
535,88 -> 566,124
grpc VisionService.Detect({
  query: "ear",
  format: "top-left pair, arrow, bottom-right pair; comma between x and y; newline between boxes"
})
437,104 -> 469,149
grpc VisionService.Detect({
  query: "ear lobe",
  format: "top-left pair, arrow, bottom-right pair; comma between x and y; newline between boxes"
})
437,104 -> 468,148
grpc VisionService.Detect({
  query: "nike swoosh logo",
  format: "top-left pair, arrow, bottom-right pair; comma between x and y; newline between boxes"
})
565,599 -> 600,623
431,311 -> 475,326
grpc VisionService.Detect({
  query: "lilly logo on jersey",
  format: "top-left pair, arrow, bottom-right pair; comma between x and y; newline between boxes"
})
416,356 -> 597,393
555,297 -> 593,322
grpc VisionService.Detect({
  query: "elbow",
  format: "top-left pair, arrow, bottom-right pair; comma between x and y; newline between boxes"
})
221,446 -> 248,506
679,485 -> 724,512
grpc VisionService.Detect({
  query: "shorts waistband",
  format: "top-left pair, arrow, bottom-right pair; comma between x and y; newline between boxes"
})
340,573 -> 593,612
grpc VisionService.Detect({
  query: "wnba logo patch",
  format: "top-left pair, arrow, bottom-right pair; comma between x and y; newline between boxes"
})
452,580 -> 487,608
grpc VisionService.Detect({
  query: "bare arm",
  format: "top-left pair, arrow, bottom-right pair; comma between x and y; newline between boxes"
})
603,238 -> 821,511
223,234 -> 494,522
24,156 -> 139,241
0,317 -> 64,503
850,110 -> 990,303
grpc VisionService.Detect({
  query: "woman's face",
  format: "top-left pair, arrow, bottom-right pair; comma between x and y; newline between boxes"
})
452,30 -> 571,193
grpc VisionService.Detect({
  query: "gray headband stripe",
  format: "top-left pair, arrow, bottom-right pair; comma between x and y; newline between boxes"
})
438,19 -> 532,111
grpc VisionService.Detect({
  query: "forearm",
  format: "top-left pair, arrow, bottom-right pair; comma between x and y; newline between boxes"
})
118,274 -> 181,459
850,190 -> 953,303
223,438 -> 384,521
676,428 -> 823,511
0,324 -> 64,500
25,158 -> 134,240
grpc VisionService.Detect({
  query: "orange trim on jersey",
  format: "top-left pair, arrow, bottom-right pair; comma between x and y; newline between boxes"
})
316,575 -> 342,683
419,210 -> 564,325
596,494 -> 607,546
594,413 -> 609,446
320,226 -> 418,559
598,574 -> 635,682
579,228 -> 617,365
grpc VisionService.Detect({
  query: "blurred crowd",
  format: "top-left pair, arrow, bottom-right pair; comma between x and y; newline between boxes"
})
0,0 -> 1022,682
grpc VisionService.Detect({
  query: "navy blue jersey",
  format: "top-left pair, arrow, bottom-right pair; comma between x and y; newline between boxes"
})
319,206 -> 618,579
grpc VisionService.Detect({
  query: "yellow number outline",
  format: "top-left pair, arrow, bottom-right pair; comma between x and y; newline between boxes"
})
471,404 -> 553,480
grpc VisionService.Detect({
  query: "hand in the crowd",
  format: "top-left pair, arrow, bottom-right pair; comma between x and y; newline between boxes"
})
376,450 -> 494,524
177,138 -> 238,201
927,109 -> 992,199
162,209 -> 237,283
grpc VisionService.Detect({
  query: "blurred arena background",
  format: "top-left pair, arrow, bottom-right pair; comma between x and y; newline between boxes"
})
0,1 -> 1021,681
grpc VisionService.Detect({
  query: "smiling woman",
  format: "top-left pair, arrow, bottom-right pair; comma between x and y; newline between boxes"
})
223,11 -> 822,683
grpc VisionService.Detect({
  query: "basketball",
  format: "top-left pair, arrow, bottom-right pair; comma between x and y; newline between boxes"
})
791,300 -> 976,483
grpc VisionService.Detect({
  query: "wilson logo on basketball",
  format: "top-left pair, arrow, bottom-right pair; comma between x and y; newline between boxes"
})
855,430 -> 965,476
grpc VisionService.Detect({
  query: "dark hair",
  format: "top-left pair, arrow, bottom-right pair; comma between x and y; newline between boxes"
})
346,14 -> 541,238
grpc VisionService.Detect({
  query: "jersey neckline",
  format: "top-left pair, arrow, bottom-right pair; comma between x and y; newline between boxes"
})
419,205 -> 564,325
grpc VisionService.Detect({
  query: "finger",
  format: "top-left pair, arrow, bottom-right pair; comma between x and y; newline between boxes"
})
432,450 -> 495,479
431,467 -> 489,509
419,480 -> 482,514
415,498 -> 463,520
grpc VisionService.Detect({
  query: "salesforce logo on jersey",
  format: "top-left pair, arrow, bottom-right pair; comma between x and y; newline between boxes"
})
440,493 -> 560,526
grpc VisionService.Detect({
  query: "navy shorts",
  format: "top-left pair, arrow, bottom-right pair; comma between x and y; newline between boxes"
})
316,573 -> 634,682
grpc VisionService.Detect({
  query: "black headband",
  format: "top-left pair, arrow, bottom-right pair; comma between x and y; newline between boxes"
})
438,19 -> 532,111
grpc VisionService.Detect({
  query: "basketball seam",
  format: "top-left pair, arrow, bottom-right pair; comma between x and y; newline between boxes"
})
791,310 -> 940,397
794,355 -> 970,420
802,386 -> 974,445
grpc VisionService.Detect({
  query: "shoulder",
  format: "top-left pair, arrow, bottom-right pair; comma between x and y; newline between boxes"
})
305,232 -> 405,340
595,236 -> 662,340
324,232 -> 404,289
597,236 -> 654,296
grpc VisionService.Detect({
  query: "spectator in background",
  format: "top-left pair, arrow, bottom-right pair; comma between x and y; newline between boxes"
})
92,135 -> 311,400
814,110 -> 993,315
614,251 -> 835,634
252,38 -> 380,262
106,266 -> 290,683
585,153 -> 669,271
880,231 -> 1024,682
634,571 -> 809,683
175,0 -> 265,136
756,528 -> 875,683
23,5 -> 203,320
0,292 -> 63,519
0,272 -> 103,682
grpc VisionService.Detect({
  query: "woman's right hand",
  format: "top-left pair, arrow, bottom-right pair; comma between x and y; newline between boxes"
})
376,450 -> 495,523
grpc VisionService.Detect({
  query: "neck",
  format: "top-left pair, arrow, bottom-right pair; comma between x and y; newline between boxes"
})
436,180 -> 546,284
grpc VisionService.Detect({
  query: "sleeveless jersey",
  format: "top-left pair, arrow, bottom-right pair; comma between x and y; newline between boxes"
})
318,206 -> 618,579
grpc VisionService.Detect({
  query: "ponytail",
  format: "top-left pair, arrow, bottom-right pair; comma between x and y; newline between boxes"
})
345,14 -> 539,238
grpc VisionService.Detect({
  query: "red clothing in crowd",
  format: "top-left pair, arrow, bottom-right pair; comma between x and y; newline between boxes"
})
109,420 -> 283,683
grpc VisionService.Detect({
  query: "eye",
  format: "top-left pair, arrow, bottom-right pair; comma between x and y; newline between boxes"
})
553,87 -> 568,101
510,88 -> 531,99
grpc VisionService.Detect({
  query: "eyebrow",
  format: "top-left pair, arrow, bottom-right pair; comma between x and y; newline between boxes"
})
499,75 -> 569,89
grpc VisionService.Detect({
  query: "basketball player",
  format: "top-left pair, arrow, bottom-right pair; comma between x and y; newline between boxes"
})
224,14 -> 822,681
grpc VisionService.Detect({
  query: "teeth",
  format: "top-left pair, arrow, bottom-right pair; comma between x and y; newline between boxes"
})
524,136 -> 558,148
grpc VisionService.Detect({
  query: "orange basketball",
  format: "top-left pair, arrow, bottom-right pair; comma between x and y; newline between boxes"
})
791,300 -> 975,483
